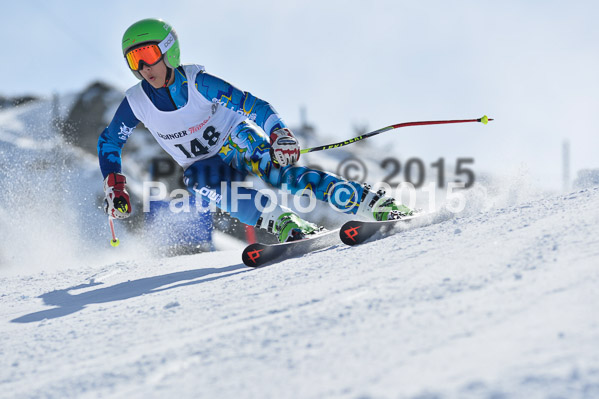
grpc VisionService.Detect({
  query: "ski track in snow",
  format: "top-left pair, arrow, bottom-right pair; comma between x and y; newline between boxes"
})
1,186 -> 599,399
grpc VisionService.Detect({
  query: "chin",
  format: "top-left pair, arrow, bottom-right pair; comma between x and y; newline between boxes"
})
145,79 -> 161,89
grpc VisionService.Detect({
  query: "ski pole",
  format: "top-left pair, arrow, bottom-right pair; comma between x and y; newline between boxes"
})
108,216 -> 120,247
300,115 -> 493,154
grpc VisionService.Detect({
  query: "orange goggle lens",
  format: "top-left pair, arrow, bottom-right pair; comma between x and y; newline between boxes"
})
125,44 -> 163,71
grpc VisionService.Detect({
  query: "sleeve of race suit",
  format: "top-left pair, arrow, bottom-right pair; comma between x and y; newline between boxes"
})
97,97 -> 140,178
195,72 -> 288,135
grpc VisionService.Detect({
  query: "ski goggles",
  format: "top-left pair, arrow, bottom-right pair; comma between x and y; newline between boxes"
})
125,44 -> 163,71
124,31 -> 178,71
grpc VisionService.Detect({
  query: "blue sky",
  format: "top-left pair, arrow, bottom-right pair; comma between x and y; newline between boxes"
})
3,0 -> 599,190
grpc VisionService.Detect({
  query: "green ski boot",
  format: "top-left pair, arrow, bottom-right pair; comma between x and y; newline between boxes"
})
356,185 -> 413,221
274,212 -> 320,243
255,202 -> 322,243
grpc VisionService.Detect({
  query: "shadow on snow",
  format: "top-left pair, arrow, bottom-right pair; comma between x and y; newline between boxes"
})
11,264 -> 249,323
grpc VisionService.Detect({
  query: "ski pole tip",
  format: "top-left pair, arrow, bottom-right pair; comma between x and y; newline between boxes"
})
110,238 -> 120,247
480,115 -> 493,124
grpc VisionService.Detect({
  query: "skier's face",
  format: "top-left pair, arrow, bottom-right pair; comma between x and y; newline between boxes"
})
139,59 -> 170,89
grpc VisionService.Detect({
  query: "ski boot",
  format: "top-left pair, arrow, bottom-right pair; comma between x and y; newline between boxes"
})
256,204 -> 321,243
273,212 -> 321,243
355,184 -> 413,221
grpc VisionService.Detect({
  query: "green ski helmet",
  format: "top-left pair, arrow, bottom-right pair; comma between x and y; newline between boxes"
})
122,18 -> 181,80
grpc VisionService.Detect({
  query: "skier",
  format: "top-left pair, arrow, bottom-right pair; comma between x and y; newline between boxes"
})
98,18 -> 412,243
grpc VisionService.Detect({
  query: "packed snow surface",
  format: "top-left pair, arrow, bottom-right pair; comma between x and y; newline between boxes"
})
1,98 -> 598,398
2,184 -> 599,398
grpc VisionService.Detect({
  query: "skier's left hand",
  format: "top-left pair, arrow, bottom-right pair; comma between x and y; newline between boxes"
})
270,128 -> 300,167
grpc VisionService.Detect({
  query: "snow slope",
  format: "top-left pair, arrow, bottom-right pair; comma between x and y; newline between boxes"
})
2,184 -> 598,398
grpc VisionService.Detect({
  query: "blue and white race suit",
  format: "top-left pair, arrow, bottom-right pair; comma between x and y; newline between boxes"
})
98,64 -> 366,225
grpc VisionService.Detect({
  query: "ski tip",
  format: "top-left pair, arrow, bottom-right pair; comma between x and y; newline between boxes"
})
480,115 -> 493,124
242,243 -> 268,267
340,220 -> 368,246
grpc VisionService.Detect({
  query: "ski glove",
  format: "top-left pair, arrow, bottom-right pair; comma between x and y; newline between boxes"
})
270,128 -> 300,167
103,173 -> 132,219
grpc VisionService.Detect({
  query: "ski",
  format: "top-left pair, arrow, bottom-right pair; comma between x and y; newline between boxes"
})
242,229 -> 340,267
339,214 -> 423,246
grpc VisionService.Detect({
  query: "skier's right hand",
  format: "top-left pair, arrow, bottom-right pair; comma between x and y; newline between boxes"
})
103,173 -> 132,219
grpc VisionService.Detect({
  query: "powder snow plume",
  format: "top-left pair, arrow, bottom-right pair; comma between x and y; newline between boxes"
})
0,100 -> 146,275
